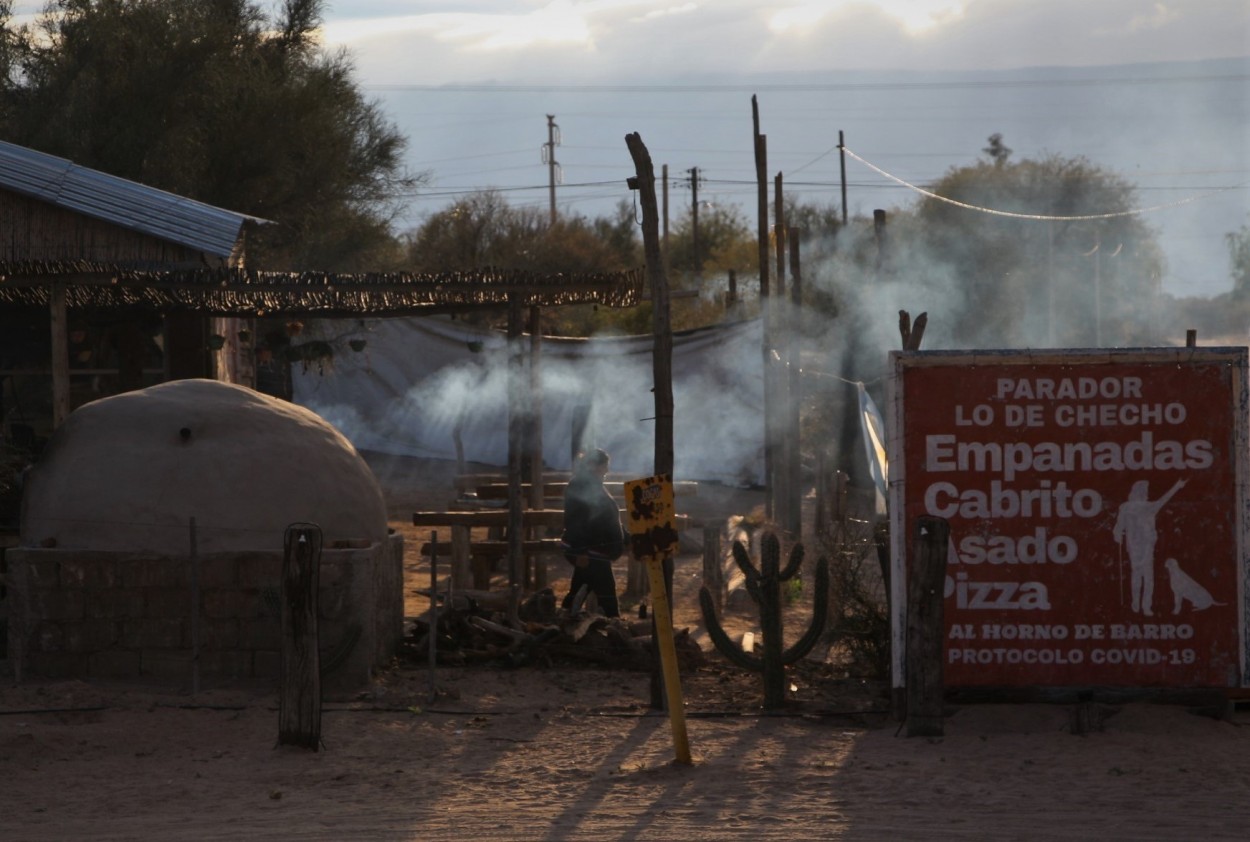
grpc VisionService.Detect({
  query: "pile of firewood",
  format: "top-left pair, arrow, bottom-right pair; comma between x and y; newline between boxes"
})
403,586 -> 705,671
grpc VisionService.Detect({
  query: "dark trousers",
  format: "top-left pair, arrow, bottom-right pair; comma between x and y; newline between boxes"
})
562,556 -> 620,618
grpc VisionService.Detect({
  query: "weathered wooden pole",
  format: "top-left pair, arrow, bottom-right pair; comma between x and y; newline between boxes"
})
786,227 -> 803,538
506,297 -> 525,593
527,306 -> 546,589
450,525 -> 471,590
874,209 -> 889,273
899,310 -> 928,351
189,516 -> 200,696
905,516 -> 948,737
279,523 -> 323,750
752,96 -> 773,520
50,282 -> 70,428
527,306 -> 545,510
429,530 -> 438,700
814,450 -> 828,539
625,132 -> 677,713
772,172 -> 790,535
701,525 -> 724,612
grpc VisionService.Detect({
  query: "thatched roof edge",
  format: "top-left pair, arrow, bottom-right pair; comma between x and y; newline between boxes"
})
0,262 -> 645,314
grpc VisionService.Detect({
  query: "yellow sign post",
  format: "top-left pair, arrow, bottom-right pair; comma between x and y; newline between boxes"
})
623,474 -> 691,765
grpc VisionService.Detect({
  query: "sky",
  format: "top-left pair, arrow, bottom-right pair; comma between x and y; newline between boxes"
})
315,1 -> 1249,84
12,1 -> 1249,298
307,1 -> 1250,298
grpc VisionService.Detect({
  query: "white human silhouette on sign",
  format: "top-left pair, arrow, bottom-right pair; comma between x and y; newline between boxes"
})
1112,478 -> 1185,617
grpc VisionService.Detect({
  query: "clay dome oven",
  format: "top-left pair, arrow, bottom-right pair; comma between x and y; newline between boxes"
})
22,379 -> 387,553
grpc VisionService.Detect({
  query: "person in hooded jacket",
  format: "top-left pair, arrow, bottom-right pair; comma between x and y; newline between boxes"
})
560,448 -> 624,617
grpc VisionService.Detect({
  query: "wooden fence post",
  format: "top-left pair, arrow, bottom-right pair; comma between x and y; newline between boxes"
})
189,516 -> 200,696
279,523 -> 322,750
905,516 -> 949,737
701,526 -> 724,612
429,530 -> 439,700
450,525 -> 472,590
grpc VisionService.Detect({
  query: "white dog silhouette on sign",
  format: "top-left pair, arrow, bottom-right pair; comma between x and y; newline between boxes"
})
1163,558 -> 1227,614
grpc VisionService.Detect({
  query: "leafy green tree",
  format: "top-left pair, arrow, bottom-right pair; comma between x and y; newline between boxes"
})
0,0 -> 416,270
666,202 -> 752,278
404,191 -> 644,335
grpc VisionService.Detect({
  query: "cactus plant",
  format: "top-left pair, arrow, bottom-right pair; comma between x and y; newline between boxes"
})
699,530 -> 829,709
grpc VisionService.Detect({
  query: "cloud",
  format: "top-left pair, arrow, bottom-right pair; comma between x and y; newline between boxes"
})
1126,2 -> 1182,34
321,0 -> 1249,84
767,1 -> 968,37
323,2 -> 592,52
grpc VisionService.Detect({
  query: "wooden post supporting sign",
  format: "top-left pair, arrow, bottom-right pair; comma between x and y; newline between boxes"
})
279,523 -> 323,750
624,475 -> 691,765
905,516 -> 949,737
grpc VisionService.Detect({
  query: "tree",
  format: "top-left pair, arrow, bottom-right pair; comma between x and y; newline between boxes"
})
666,202 -> 752,278
1228,219 -> 1250,301
0,0 -> 417,270
405,192 -> 638,274
982,133 -> 1012,166
404,191 -> 645,335
909,153 -> 1165,348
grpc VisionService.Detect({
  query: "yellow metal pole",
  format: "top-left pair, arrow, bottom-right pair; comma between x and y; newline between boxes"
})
644,553 -> 691,764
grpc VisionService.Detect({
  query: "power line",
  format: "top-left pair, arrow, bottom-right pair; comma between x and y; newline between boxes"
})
841,146 -> 1250,221
397,180 -> 624,199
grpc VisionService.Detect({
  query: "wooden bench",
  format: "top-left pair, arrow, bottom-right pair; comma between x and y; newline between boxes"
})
419,538 -> 566,559
413,495 -> 696,592
413,510 -> 692,531
412,510 -> 568,591
466,480 -> 699,501
418,537 -> 567,590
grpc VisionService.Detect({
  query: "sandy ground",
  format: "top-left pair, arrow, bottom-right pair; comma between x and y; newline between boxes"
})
4,454 -> 1250,841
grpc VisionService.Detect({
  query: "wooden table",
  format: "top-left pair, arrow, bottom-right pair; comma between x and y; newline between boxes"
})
411,509 -> 691,591
463,480 -> 699,501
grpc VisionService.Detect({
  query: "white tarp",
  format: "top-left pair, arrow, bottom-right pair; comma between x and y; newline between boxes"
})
293,316 -> 765,485
858,381 -> 888,516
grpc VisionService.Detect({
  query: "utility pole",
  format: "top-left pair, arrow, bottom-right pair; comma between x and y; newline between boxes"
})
838,130 -> 848,227
662,164 -> 669,257
542,114 -> 561,225
752,95 -> 773,520
773,172 -> 789,536
1093,228 -> 1102,347
688,166 -> 701,279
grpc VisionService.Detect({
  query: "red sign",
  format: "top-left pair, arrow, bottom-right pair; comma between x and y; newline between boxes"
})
892,349 -> 1247,688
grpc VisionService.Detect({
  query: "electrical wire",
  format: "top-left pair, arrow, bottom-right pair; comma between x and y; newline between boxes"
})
841,146 -> 1250,221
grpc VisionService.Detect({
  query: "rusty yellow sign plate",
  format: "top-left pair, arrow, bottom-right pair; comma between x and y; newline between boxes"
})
624,474 -> 678,562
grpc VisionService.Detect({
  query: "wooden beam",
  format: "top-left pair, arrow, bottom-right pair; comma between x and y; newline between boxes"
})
468,480 -> 699,500
49,282 -> 70,428
413,509 -> 693,531
1,271 -> 643,295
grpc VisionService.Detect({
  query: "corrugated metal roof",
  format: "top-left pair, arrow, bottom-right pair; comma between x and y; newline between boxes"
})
0,140 -> 268,259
